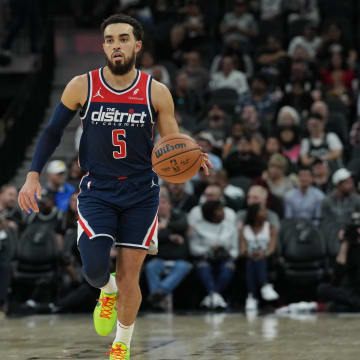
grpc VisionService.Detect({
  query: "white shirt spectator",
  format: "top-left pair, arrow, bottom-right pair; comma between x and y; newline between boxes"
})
188,205 -> 238,258
210,70 -> 248,96
300,132 -> 343,156
288,35 -> 322,59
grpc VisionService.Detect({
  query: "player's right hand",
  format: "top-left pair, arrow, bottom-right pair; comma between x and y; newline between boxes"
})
18,172 -> 42,214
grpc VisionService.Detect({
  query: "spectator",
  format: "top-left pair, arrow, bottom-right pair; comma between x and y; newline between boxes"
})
300,113 -> 343,171
288,22 -> 322,60
196,103 -> 232,148
237,185 -> 281,231
45,160 -> 75,212
198,184 -> 224,205
0,184 -> 22,231
170,0 -> 208,54
317,211 -> 360,312
240,202 -> 279,311
278,124 -> 301,165
167,182 -> 198,213
26,188 -> 63,234
66,157 -> 86,188
220,0 -> 258,49
214,170 -> 245,212
0,214 -> 16,317
223,135 -> 267,179
284,166 -> 324,224
140,50 -> 171,88
171,71 -> 205,120
240,105 -> 267,148
276,106 -> 301,127
188,200 -> 238,309
311,158 -> 332,193
209,55 -> 249,96
196,132 -> 222,171
222,122 -> 248,158
256,35 -> 288,79
262,154 -> 295,198
181,50 -> 209,91
145,192 -> 192,310
238,74 -> 276,123
320,51 -> 354,90
322,168 -> 360,224
263,136 -> 281,163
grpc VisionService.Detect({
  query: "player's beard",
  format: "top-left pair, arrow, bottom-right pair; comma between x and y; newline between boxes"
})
106,49 -> 136,75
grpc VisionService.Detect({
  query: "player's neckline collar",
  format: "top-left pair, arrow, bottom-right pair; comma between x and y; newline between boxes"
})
99,68 -> 140,95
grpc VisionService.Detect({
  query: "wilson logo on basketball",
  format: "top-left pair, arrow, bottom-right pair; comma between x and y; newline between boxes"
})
155,143 -> 187,158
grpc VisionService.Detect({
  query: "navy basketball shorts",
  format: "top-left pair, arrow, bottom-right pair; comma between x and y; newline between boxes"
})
77,174 -> 159,250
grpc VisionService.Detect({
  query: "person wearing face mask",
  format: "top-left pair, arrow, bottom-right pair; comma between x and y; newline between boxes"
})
188,200 -> 238,310
239,202 -> 278,312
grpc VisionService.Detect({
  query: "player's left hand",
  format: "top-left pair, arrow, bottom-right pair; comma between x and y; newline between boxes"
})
200,153 -> 213,176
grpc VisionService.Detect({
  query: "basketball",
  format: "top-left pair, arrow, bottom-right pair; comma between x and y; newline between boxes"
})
152,133 -> 202,183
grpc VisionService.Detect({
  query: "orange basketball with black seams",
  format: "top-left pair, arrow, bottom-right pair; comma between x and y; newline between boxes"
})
152,133 -> 202,183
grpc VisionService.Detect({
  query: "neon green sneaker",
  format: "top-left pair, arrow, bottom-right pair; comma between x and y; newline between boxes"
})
106,342 -> 130,360
93,273 -> 117,336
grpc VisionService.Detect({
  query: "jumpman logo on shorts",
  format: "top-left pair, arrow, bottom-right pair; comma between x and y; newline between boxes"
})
150,178 -> 159,188
93,87 -> 104,99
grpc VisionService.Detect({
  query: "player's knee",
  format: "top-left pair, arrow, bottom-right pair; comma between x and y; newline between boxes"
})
115,271 -> 139,292
82,262 -> 109,288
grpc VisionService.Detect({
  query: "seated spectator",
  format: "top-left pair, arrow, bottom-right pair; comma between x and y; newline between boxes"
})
170,0 -> 208,55
0,184 -> 23,231
322,168 -> 360,224
276,106 -> 301,127
240,202 -> 278,311
261,154 -> 295,198
140,50 -> 171,88
167,182 -> 198,213
215,170 -> 245,212
300,113 -> 343,171
288,22 -> 322,60
209,55 -> 248,96
45,160 -> 75,211
188,200 -> 238,309
284,166 -> 324,225
196,132 -> 222,171
320,52 -> 354,90
222,122 -> 248,158
262,136 -> 281,163
237,185 -> 280,231
350,116 -> 360,148
0,214 -> 17,316
238,74 -> 276,124
196,103 -> 232,148
66,157 -> 86,188
26,188 -> 63,236
220,0 -> 258,50
181,50 -> 209,91
210,39 -> 254,78
224,135 -> 267,179
311,158 -> 332,193
278,124 -> 301,165
171,71 -> 205,121
192,168 -> 217,200
145,192 -> 192,310
317,211 -> 360,312
240,105 -> 266,149
255,35 -> 289,80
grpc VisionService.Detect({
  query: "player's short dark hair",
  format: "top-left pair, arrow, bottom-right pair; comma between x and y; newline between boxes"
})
100,14 -> 144,41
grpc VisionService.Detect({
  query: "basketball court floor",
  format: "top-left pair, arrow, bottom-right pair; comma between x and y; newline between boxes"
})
1,312 -> 360,359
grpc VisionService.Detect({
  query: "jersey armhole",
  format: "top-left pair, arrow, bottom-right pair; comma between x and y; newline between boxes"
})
146,75 -> 156,124
79,72 -> 92,120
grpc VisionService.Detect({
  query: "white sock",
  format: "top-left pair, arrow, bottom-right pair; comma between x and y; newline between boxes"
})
114,321 -> 135,347
100,274 -> 117,294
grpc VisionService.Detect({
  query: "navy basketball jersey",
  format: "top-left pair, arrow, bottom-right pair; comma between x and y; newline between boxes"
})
79,68 -> 156,179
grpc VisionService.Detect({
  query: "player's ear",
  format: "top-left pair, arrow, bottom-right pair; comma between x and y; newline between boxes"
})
135,40 -> 142,54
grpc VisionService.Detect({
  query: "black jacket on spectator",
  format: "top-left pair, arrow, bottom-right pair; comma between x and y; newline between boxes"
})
224,151 -> 266,179
157,208 -> 189,261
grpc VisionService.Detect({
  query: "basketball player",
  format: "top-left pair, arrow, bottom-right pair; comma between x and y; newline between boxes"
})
18,14 -> 212,360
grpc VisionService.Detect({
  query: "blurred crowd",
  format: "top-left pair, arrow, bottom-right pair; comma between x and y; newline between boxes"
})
2,0 -> 360,316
